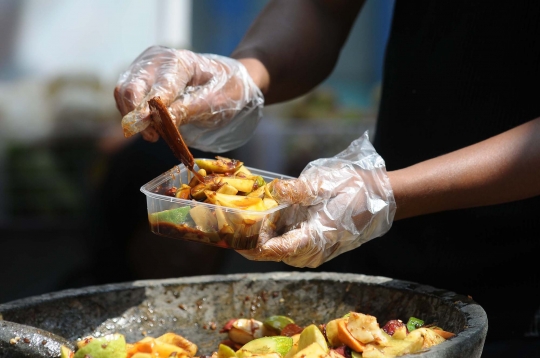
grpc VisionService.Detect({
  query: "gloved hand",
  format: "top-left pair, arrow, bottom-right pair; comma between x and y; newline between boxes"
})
239,132 -> 396,268
114,45 -> 264,152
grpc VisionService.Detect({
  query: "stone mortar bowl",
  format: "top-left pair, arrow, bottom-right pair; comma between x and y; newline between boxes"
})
0,272 -> 487,357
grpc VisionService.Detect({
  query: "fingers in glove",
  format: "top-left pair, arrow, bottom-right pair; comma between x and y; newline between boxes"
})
269,178 -> 314,206
118,47 -> 196,137
168,61 -> 249,128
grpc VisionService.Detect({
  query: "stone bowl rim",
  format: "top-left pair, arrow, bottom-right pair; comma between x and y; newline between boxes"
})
0,271 -> 488,357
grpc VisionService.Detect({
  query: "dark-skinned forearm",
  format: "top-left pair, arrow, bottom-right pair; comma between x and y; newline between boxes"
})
388,117 -> 540,220
232,0 -> 364,104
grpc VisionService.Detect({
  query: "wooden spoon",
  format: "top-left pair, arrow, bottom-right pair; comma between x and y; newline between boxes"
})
148,96 -> 204,182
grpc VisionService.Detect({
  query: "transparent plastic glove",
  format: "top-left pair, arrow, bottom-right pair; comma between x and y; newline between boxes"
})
239,132 -> 396,268
114,45 -> 264,152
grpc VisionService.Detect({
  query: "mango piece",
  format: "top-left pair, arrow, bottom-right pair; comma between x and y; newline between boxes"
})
156,332 -> 197,356
217,183 -> 239,195
212,193 -> 263,209
247,186 -> 265,199
219,177 -> 255,193
234,165 -> 253,176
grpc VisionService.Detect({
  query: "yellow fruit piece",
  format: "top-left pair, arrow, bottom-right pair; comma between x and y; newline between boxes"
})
292,342 -> 327,358
347,312 -> 387,345
156,332 -> 197,356
218,177 -> 255,193
297,324 -> 328,353
218,344 -> 238,358
217,184 -> 239,195
212,193 -> 263,209
195,158 -> 243,174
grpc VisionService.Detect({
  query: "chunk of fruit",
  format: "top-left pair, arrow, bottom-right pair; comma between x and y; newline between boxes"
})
347,312 -> 387,345
297,324 -> 328,353
292,342 -> 327,358
73,334 -> 126,358
195,158 -> 243,174
218,343 -> 238,358
236,336 -> 293,358
263,316 -> 295,336
156,332 -> 197,356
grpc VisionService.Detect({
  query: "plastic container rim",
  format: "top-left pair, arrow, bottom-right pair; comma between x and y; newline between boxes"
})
140,161 -> 295,215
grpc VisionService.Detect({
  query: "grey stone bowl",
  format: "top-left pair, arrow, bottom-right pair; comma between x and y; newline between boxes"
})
0,272 -> 487,357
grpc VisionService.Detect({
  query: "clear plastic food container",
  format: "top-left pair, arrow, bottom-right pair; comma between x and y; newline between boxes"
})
140,162 -> 298,250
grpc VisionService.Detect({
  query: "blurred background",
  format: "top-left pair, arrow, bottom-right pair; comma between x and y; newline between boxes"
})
0,0 -> 394,303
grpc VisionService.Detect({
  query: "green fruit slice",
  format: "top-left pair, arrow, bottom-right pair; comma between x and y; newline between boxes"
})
150,207 -> 191,225
73,334 -> 126,358
263,316 -> 295,335
297,324 -> 328,353
236,336 -> 293,358
218,343 -> 238,358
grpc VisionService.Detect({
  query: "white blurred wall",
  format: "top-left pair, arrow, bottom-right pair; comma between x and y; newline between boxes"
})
12,0 -> 192,81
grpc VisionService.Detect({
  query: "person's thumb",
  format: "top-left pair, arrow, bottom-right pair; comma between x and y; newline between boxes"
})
268,178 -> 316,206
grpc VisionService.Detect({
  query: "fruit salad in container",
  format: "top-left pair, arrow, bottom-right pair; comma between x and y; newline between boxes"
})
141,157 -> 298,250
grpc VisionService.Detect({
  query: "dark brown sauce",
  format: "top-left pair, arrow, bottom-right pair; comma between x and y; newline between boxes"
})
150,221 -> 258,250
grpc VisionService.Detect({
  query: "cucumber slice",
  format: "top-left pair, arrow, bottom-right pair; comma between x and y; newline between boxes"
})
150,207 -> 191,224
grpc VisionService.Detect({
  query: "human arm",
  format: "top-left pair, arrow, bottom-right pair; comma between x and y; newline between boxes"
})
232,0 -> 365,104
240,117 -> 540,267
389,116 -> 540,220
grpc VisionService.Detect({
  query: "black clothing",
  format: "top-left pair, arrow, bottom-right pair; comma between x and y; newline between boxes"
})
345,0 -> 540,345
